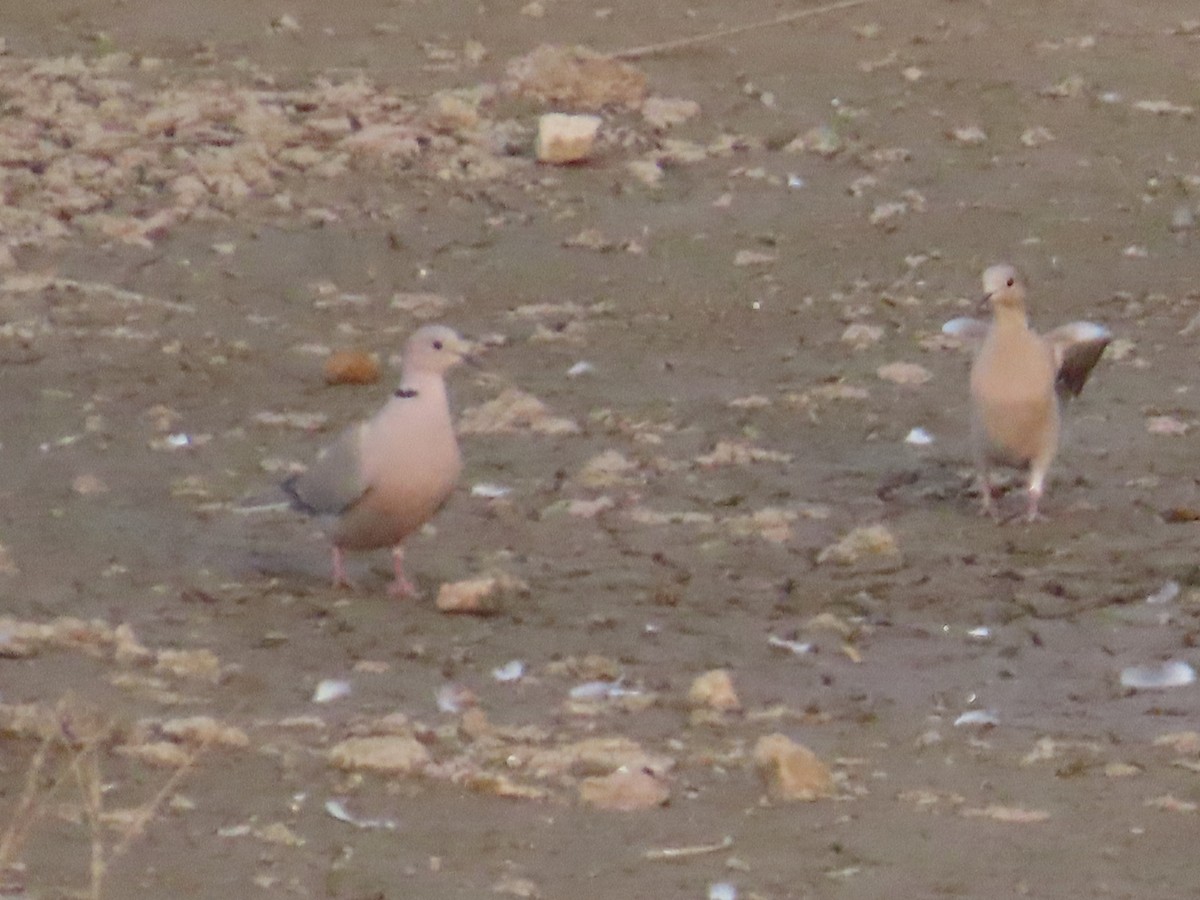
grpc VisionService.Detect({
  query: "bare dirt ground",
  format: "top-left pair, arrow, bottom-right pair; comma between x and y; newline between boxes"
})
1,0 -> 1200,897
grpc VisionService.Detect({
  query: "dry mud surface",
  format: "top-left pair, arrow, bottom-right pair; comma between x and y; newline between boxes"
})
1,1 -> 1200,897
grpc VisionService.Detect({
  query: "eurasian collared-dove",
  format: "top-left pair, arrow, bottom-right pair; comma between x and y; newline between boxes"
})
282,324 -> 473,595
942,264 -> 1110,521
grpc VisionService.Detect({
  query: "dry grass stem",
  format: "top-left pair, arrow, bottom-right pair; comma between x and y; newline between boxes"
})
610,0 -> 871,59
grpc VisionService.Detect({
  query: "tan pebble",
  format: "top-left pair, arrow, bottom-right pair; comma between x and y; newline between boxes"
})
563,497 -> 615,518
641,96 -> 700,129
323,349 -> 380,386
688,669 -> 741,712
536,113 -> 601,164
460,706 -> 492,739
492,874 -> 542,898
352,659 -> 390,674
435,576 -> 509,615
328,736 -> 430,775
817,524 -> 900,567
1153,731 -> 1200,753
359,712 -> 411,736
458,388 -> 581,435
116,741 -> 193,768
576,449 -> 639,487
255,822 -> 305,846
0,544 -> 19,576
465,772 -> 552,801
626,159 -> 663,186
876,361 -> 931,385
161,716 -> 249,749
155,648 -> 221,682
1103,762 -> 1142,778
525,736 -> 673,778
753,733 -> 834,802
578,767 -> 669,811
506,44 -> 647,110
71,474 -> 109,495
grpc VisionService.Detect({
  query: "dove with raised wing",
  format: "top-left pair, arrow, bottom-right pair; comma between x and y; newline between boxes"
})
942,264 -> 1110,521
282,324 -> 473,595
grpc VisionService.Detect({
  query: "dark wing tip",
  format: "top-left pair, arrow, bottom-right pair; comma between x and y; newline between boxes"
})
280,473 -> 319,516
1056,336 -> 1111,398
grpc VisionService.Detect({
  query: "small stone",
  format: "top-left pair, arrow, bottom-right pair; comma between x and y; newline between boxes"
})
817,524 -> 900,566
493,874 -> 543,898
117,741 -> 193,768
576,450 -> 639,487
798,124 -> 842,158
72,474 -> 109,495
753,733 -> 834,801
641,96 -> 700,129
328,736 -> 430,775
270,13 -> 301,32
948,125 -> 987,145
1020,126 -> 1056,148
155,648 -> 221,682
1146,416 -> 1189,436
436,573 -> 527,615
626,159 -> 663,186
868,201 -> 908,228
1170,205 -> 1196,232
578,767 -> 669,811
688,669 -> 741,712
536,113 -> 601,164
323,350 -> 381,386
841,323 -> 884,350
876,361 -> 932,385
733,249 -> 777,267
160,716 -> 250,749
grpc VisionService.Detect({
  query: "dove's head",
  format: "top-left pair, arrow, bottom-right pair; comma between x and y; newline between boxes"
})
980,263 -> 1026,315
402,325 -> 476,376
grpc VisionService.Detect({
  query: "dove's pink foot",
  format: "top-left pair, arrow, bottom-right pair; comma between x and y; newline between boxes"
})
388,546 -> 417,598
975,472 -> 1001,521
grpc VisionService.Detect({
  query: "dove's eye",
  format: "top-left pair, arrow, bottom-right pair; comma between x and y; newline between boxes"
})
433,340 -> 444,350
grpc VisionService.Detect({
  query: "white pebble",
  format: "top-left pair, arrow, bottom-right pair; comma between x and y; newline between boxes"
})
492,659 -> 526,683
312,679 -> 352,703
1120,660 -> 1196,690
904,427 -> 934,445
470,482 -> 512,499
1145,580 -> 1181,605
954,709 -> 1000,727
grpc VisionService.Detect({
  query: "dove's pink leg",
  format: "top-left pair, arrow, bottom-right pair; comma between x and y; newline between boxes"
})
1025,474 -> 1046,522
331,546 -> 352,589
1024,455 -> 1050,522
388,546 -> 417,598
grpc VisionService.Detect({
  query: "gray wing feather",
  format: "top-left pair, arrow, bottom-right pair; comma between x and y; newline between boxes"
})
1046,322 -> 1111,399
941,317 -> 990,343
282,423 -> 371,517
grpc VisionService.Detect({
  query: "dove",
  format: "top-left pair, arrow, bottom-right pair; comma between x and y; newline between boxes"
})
281,324 -> 473,595
942,264 -> 1110,521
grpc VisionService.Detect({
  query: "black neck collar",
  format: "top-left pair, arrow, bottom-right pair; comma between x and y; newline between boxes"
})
394,388 -> 419,399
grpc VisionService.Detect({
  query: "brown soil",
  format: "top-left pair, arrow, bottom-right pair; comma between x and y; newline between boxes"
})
2,1 -> 1200,897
